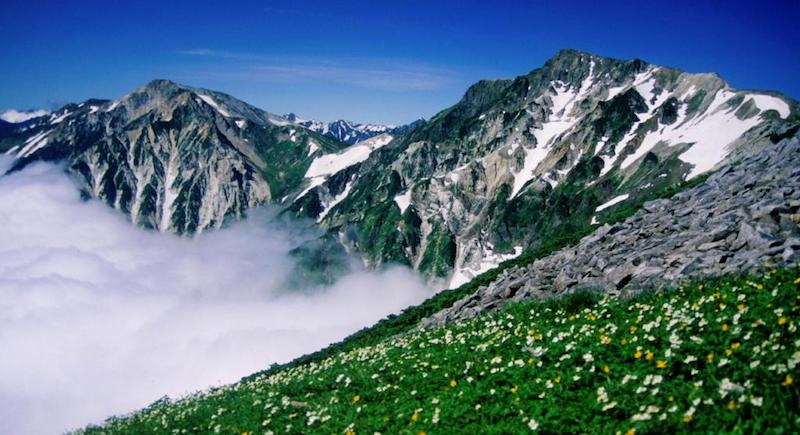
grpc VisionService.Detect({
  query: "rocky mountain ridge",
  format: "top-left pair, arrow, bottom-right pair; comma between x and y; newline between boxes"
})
420,137 -> 800,327
290,49 -> 798,287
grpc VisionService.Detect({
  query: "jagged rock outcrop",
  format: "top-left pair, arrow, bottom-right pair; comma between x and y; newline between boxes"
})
419,138 -> 800,328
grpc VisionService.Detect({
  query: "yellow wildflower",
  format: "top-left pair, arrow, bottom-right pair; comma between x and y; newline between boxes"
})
707,353 -> 715,363
794,277 -> 800,284
621,338 -> 628,345
782,374 -> 793,386
645,352 -> 654,361
626,428 -> 636,435
510,386 -> 519,394
603,365 -> 611,373
450,379 -> 457,388
778,317 -> 787,326
554,375 -> 561,383
722,324 -> 729,332
352,395 -> 360,404
683,414 -> 692,423
727,400 -> 738,411
634,351 -> 643,359
411,411 -> 419,422
656,360 -> 667,369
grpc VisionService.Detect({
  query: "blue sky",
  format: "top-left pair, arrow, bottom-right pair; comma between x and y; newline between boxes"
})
1,0 -> 797,124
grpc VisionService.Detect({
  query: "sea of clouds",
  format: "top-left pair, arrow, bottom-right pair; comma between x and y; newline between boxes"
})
0,157 -> 432,434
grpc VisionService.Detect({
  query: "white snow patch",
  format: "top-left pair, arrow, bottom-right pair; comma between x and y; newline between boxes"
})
595,194 -> 630,212
317,180 -> 354,222
158,146 -> 180,232
1,109 -> 49,123
296,177 -> 325,200
89,106 -> 100,114
196,94 -> 231,117
606,84 -> 628,101
307,140 -> 319,156
305,134 -> 392,179
593,136 -> 609,156
748,94 -> 790,119
590,215 -> 599,225
106,100 -> 120,112
511,143 -> 549,197
394,190 -> 411,213
17,130 -> 52,158
268,116 -> 291,126
50,111 -> 72,124
235,119 -> 246,129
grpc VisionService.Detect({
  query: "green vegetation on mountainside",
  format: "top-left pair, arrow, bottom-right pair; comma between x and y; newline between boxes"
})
83,268 -> 800,434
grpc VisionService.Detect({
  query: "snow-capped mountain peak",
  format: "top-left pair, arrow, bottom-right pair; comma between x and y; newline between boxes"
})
286,113 -> 412,145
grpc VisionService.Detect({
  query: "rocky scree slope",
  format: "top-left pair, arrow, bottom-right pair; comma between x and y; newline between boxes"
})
288,49 -> 799,288
420,137 -> 800,328
0,80 -> 348,234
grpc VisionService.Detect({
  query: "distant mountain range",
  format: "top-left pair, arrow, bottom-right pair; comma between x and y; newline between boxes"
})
285,113 -> 424,145
1,49 -> 797,288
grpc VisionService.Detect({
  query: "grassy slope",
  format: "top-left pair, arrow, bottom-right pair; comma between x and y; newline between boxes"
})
83,268 -> 800,434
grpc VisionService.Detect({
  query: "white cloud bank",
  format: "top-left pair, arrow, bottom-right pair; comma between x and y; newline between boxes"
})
0,158 -> 433,434
1,109 -> 50,123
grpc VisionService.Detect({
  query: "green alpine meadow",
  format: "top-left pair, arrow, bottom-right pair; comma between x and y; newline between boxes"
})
81,268 -> 800,434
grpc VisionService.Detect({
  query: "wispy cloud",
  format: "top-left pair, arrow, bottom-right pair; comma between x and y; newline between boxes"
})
177,49 -> 264,61
262,6 -> 334,19
177,49 -> 458,91
250,64 -> 453,91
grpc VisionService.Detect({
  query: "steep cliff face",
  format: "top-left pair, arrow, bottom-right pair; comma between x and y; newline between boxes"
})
1,80 -> 346,234
291,50 -> 798,287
